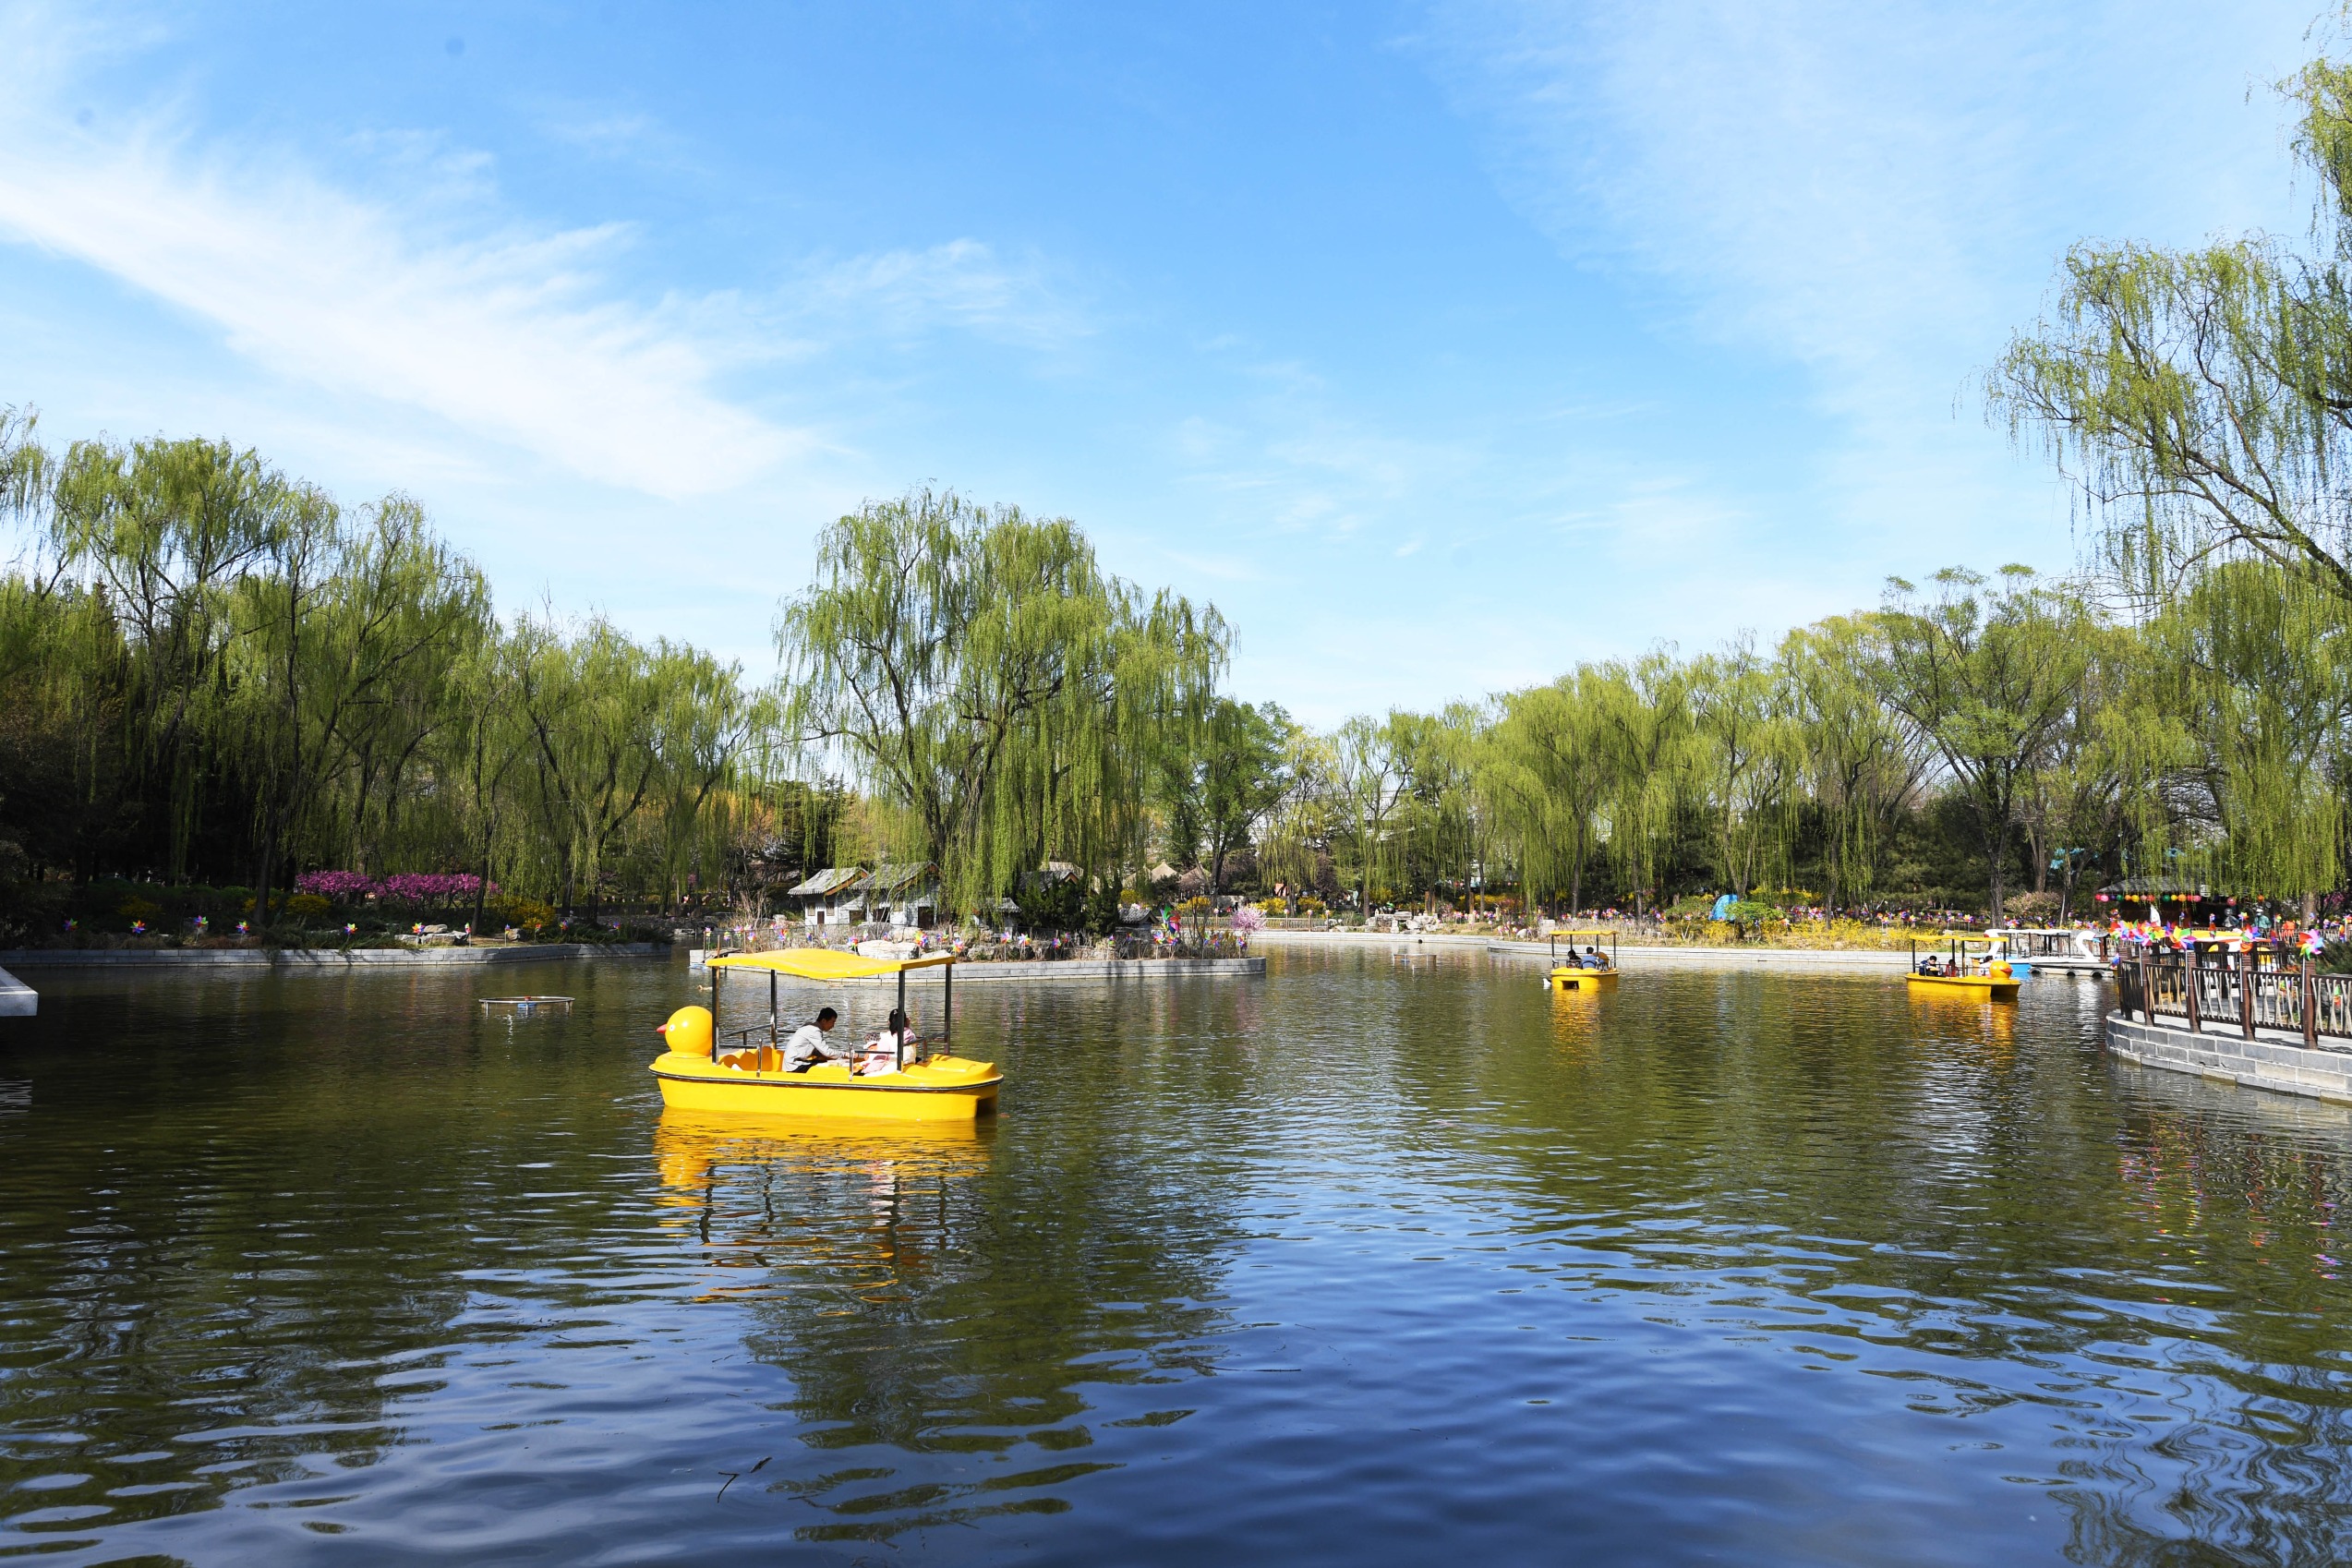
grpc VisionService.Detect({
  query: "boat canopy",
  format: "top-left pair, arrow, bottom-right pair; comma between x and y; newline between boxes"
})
706,949 -> 957,981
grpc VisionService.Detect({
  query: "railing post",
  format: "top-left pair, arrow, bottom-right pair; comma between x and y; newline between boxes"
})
2305,956 -> 2320,1049
2185,956 -> 2201,1033
2243,946 -> 2257,1040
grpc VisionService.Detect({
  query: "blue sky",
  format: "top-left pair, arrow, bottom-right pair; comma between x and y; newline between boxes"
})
0,0 -> 2323,722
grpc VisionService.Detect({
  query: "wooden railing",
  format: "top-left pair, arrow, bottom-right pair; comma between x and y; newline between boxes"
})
2118,952 -> 2352,1050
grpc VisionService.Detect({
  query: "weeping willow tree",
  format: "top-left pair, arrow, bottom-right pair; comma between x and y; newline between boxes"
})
0,410 -> 793,924
1994,48 -> 2352,606
1256,726 -> 1339,904
1327,713 -> 1412,910
1591,653 -> 1695,918
1478,675 -> 1611,912
1989,36 -> 2352,911
511,614 -> 764,915
1870,569 -> 2097,922
1385,704 -> 1481,905
1155,695 -> 1292,893
44,432 -> 291,879
777,489 -> 1224,917
1686,640 -> 1799,899
1779,617 -> 1930,909
2146,561 -> 2352,910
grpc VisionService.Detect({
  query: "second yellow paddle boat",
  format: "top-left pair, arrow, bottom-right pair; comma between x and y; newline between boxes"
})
1547,928 -> 1621,993
649,947 -> 1001,1123
1905,935 -> 2020,1002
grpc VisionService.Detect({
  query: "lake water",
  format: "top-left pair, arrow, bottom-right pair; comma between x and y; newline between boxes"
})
2,946 -> 2349,1565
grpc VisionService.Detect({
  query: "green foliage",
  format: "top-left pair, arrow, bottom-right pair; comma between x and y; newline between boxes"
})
1012,874 -> 1085,933
1869,568 -> 2100,921
1156,696 -> 1290,892
778,488 -> 1224,916
0,412 -> 775,919
1992,43 -> 2352,609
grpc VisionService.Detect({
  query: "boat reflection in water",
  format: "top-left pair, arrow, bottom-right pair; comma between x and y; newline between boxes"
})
647,1107 -> 1226,1545
652,1110 -> 992,1303
1905,983 -> 2020,1056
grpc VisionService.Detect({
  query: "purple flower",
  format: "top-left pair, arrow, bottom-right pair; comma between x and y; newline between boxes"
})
296,870 -> 378,900
375,872 -> 490,906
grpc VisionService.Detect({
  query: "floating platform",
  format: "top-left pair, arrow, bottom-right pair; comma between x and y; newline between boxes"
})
0,964 -> 31,1018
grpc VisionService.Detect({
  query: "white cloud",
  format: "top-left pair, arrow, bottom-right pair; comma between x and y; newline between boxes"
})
0,6 -> 1103,502
0,135 -> 802,498
788,239 -> 1092,354
1418,0 -> 2316,551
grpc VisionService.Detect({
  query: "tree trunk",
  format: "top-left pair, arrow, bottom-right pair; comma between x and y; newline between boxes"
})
470,831 -> 493,936
1985,821 -> 2008,924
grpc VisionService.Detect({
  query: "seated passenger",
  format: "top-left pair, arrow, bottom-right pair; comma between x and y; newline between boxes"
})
856,1008 -> 915,1077
1583,946 -> 1605,970
782,1007 -> 844,1072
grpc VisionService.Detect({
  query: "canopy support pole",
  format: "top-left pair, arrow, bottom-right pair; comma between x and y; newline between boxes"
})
897,968 -> 909,1070
944,964 -> 953,1060
769,971 -> 778,1046
709,962 -> 719,1043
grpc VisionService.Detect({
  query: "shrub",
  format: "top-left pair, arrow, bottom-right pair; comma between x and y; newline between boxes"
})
2003,891 -> 2061,924
286,892 -> 332,918
377,872 -> 488,905
491,895 -> 558,930
295,870 -> 377,902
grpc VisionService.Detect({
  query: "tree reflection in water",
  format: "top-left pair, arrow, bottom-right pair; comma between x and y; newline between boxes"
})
649,1109 -> 1232,1543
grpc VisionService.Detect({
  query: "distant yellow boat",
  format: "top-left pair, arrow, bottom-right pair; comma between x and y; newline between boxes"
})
1547,928 -> 1621,993
649,947 -> 1000,1123
1906,935 -> 2020,1002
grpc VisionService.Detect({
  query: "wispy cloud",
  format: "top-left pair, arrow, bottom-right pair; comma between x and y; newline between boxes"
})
1417,0 -> 2314,543
0,1 -> 1110,501
786,239 -> 1092,354
0,75 -> 802,496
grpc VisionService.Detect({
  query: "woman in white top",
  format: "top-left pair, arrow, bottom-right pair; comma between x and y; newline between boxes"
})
856,1008 -> 915,1076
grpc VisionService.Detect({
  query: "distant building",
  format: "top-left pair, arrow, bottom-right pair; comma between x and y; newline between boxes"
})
783,866 -> 866,928
847,862 -> 943,928
2096,876 -> 2229,924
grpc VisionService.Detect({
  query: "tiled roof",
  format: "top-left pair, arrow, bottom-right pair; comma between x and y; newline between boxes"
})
785,866 -> 866,897
853,862 -> 939,895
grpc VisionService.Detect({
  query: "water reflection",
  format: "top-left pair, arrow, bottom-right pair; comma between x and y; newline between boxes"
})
649,1106 -> 1233,1543
9,955 -> 2352,1562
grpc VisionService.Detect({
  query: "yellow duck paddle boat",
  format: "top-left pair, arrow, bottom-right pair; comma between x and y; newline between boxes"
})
649,948 -> 1000,1123
1547,928 -> 1621,993
1904,935 -> 2020,1002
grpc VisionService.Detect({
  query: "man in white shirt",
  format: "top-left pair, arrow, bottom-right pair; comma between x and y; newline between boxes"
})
782,1007 -> 844,1071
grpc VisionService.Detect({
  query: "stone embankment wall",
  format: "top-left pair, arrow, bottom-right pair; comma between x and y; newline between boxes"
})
2105,1011 -> 2352,1103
